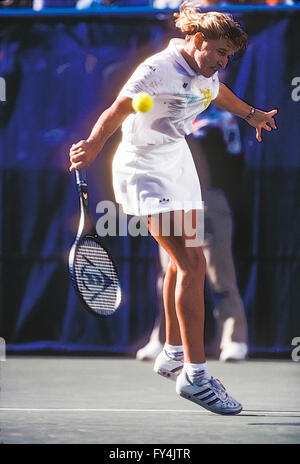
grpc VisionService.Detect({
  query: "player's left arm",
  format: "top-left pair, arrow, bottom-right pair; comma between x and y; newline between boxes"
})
212,82 -> 278,142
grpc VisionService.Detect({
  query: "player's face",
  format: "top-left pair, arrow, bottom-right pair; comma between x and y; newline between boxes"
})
193,36 -> 236,78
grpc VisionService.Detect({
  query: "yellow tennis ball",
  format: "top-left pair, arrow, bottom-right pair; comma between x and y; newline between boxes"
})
132,92 -> 153,113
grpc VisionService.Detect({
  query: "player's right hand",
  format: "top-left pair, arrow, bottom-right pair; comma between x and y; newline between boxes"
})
69,140 -> 99,172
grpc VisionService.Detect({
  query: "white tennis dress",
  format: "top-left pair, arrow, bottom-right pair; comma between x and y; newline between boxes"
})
112,38 -> 220,216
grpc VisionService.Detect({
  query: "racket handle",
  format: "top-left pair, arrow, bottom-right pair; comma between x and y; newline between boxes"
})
75,169 -> 87,186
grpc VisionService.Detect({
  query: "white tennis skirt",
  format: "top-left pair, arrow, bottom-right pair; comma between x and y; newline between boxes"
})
112,138 -> 203,217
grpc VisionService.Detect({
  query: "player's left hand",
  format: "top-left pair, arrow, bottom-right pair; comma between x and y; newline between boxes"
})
247,108 -> 278,142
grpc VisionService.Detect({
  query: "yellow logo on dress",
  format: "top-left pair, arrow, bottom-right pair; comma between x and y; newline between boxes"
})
199,88 -> 212,108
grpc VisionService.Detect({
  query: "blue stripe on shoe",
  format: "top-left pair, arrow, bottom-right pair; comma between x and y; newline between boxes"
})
206,397 -> 220,406
194,388 -> 211,398
202,392 -> 216,402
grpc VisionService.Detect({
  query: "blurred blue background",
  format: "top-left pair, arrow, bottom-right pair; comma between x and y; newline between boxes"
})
0,3 -> 299,357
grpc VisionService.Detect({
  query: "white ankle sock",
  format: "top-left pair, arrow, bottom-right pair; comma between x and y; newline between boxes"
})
164,343 -> 184,360
184,362 -> 211,381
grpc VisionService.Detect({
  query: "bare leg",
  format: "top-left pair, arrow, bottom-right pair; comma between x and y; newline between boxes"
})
149,210 -> 242,414
163,260 -> 181,346
148,210 -> 206,363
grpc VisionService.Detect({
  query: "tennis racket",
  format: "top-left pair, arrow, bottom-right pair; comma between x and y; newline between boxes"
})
68,169 -> 122,316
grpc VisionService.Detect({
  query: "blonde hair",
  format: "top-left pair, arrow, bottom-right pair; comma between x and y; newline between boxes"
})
174,1 -> 248,51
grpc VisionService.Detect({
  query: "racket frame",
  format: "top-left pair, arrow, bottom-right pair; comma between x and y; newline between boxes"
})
68,169 -> 122,317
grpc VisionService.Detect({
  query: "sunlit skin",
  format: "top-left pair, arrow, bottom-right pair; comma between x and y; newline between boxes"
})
68,30 -> 278,364
180,33 -> 236,78
178,32 -> 278,143
69,33 -> 278,171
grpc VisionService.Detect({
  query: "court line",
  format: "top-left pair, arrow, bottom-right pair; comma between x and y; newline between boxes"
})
1,407 -> 300,416
0,408 -> 202,413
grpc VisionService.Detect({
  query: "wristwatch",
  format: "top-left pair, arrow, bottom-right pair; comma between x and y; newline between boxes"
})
245,107 -> 255,121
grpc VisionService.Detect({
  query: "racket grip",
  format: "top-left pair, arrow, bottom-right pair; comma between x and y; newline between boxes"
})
75,169 -> 87,186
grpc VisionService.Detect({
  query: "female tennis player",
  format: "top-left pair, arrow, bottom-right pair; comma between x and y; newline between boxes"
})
69,2 -> 278,415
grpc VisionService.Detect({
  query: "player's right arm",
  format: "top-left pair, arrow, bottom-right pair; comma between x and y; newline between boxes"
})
212,83 -> 278,142
69,96 -> 134,172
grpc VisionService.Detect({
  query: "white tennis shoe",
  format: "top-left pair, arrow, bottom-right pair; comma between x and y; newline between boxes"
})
153,349 -> 184,381
136,340 -> 164,361
176,369 -> 242,415
219,342 -> 248,362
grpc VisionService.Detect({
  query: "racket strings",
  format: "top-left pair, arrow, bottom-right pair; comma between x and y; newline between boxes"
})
72,238 -> 121,315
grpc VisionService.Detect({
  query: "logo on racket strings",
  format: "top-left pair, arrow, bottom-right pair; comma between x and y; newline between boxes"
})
80,256 -> 113,302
